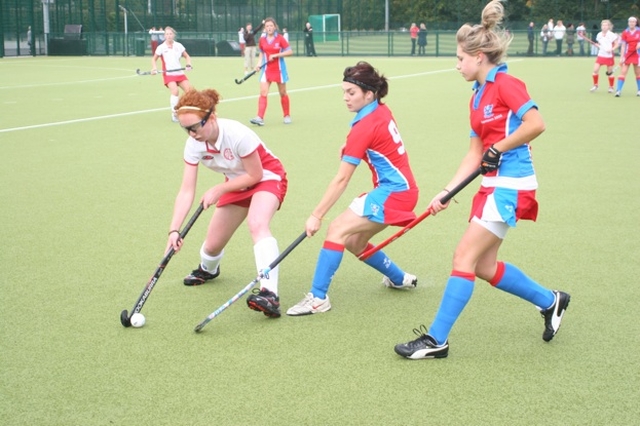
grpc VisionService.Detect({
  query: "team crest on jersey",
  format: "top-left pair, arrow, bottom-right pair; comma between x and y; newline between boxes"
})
223,148 -> 235,160
483,104 -> 494,119
202,155 -> 214,160
370,203 -> 380,217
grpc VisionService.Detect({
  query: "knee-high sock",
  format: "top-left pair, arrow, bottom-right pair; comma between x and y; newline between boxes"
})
280,95 -> 290,116
636,77 -> 640,90
592,74 -> 599,85
200,245 -> 223,273
608,75 -> 615,87
617,76 -> 625,91
170,94 -> 179,113
310,241 -> 344,299
428,271 -> 475,345
254,236 -> 279,294
489,262 -> 555,309
360,243 -> 405,284
258,95 -> 267,118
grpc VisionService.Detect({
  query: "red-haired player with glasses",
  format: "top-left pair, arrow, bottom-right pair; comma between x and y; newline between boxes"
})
286,61 -> 419,316
167,88 -> 288,319
394,0 -> 570,360
249,17 -> 293,126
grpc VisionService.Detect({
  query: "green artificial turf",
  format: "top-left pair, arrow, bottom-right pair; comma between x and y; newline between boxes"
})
1,55 -> 639,425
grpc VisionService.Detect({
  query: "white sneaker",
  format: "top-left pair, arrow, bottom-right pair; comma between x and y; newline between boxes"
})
615,91 -> 621,97
283,115 -> 292,124
608,87 -> 614,93
171,112 -> 179,122
382,273 -> 418,289
637,90 -> 640,97
286,293 -> 331,316
589,85 -> 598,92
249,116 -> 264,126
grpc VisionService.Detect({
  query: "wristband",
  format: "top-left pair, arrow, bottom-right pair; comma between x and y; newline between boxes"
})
311,214 -> 323,221
168,230 -> 180,236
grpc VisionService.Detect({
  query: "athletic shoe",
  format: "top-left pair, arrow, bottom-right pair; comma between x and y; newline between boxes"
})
283,115 -> 292,124
394,325 -> 449,359
246,288 -> 281,318
171,112 -> 179,122
637,90 -> 640,97
608,87 -> 614,93
615,91 -> 621,97
249,116 -> 264,126
286,293 -> 331,316
183,265 -> 220,286
541,290 -> 571,342
382,273 -> 418,289
589,85 -> 598,92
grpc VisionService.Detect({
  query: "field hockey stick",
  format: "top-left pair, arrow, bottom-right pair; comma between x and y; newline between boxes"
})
357,167 -> 482,261
136,67 -> 189,76
234,62 -> 267,84
194,231 -> 307,332
120,204 -> 204,327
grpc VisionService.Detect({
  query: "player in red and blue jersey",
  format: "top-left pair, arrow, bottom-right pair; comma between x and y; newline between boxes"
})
287,61 -> 420,316
249,17 -> 293,126
615,16 -> 640,97
395,0 -> 570,360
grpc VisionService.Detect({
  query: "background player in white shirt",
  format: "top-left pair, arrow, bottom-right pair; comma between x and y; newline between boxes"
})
151,27 -> 193,121
589,20 -> 619,93
167,88 -> 288,319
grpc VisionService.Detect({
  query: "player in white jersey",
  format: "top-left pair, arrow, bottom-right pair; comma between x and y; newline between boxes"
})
151,27 -> 193,122
166,88 -> 288,319
589,20 -> 619,93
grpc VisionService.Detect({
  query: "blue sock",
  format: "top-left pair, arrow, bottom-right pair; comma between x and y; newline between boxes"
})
617,79 -> 624,91
362,245 -> 405,284
429,272 -> 475,345
636,78 -> 640,91
492,262 -> 555,309
310,242 -> 344,299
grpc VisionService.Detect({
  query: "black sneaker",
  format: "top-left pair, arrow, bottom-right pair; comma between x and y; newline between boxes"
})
541,290 -> 570,342
394,325 -> 449,359
183,265 -> 220,286
246,288 -> 281,318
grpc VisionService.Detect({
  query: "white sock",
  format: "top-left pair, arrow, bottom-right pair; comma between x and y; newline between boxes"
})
200,245 -> 223,274
253,237 -> 279,294
170,95 -> 179,115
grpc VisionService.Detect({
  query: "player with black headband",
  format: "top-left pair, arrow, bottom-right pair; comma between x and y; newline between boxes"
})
287,61 -> 420,316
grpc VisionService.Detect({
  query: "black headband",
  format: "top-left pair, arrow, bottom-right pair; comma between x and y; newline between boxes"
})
343,76 -> 377,93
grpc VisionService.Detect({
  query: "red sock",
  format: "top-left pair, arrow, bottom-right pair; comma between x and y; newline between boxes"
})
592,74 -> 598,85
608,76 -> 614,87
281,95 -> 290,116
258,95 -> 267,118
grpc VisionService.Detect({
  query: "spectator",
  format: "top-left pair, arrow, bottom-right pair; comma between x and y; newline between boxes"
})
553,20 -> 566,55
304,22 -> 317,56
238,27 -> 245,57
243,20 -> 265,75
149,27 -> 159,52
417,23 -> 428,55
591,24 -> 599,56
540,24 -> 550,55
566,23 -> 575,56
282,28 -> 289,43
527,22 -> 535,56
576,22 -> 587,56
409,23 -> 418,55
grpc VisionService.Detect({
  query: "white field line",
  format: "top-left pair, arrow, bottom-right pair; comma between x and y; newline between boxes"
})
1,65 -> 499,134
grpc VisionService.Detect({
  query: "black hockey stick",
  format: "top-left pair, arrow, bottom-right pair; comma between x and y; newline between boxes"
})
234,62 -> 267,84
120,204 -> 204,327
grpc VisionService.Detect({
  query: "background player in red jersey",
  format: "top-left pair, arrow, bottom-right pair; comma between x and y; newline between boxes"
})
394,0 -> 570,360
615,16 -> 640,97
249,17 -> 293,126
287,61 -> 420,316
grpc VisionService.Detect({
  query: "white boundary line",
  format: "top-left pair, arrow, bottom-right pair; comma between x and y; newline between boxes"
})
0,66 -> 466,134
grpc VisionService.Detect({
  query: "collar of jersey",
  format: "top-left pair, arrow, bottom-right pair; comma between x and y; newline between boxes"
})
472,63 -> 508,110
350,100 -> 379,127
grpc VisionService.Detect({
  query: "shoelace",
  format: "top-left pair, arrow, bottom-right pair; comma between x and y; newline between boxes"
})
406,325 -> 431,347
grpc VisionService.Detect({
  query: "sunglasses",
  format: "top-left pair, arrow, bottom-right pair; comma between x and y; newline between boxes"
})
182,110 -> 212,134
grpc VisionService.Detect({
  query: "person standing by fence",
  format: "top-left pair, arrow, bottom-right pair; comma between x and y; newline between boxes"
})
304,22 -> 317,56
242,20 -> 264,75
417,23 -> 428,55
410,23 -> 418,55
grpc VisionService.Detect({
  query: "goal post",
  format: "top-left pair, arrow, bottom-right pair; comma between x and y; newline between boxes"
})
309,14 -> 341,42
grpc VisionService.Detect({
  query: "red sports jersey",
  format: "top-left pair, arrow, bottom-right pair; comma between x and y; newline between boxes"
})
620,28 -> 640,63
258,34 -> 291,83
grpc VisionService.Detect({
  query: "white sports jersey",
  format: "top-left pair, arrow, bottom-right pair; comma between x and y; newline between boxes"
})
155,41 -> 186,75
183,118 -> 285,183
596,31 -> 618,58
